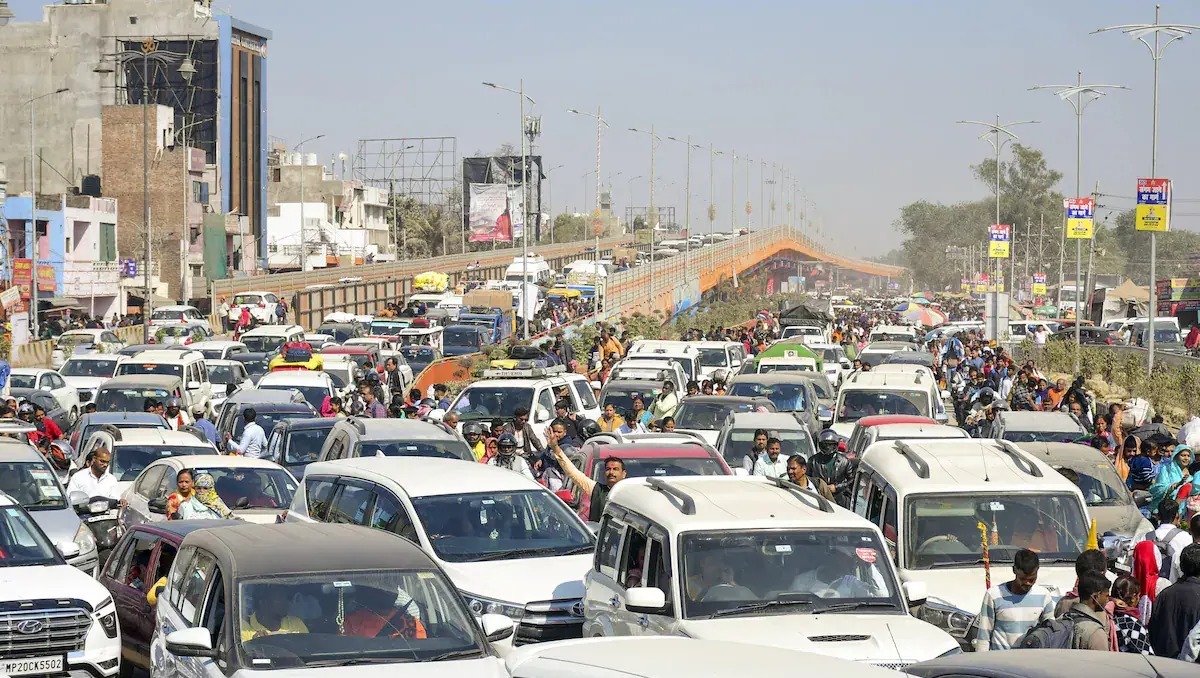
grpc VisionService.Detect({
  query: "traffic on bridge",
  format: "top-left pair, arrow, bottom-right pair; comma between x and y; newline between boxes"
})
2,1 -> 1200,677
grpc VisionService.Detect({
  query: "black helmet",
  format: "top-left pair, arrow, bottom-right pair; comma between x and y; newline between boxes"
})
817,428 -> 840,453
497,433 -> 518,454
462,422 -> 485,438
977,387 -> 995,405
578,418 -> 601,439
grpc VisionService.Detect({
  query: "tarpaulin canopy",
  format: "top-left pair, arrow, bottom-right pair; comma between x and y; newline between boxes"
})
754,341 -> 823,370
779,302 -> 833,325
902,306 -> 948,327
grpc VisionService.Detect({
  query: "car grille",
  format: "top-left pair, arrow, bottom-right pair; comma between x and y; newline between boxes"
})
514,598 -> 583,645
808,634 -> 871,642
870,661 -> 914,670
0,604 -> 92,657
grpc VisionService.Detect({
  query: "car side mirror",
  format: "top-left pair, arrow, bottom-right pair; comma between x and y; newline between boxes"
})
903,581 -> 928,606
188,381 -> 201,390
817,407 -> 833,423
534,406 -> 551,423
625,587 -> 668,615
934,412 -> 949,424
940,390 -> 952,401
480,613 -> 515,643
147,497 -> 168,514
227,383 -> 237,396
55,541 -> 81,559
69,490 -> 89,511
589,381 -> 602,391
165,628 -> 221,659
841,360 -> 852,369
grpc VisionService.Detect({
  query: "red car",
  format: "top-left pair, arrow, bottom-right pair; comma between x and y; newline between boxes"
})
563,442 -> 732,520
319,344 -> 381,370
843,414 -> 966,461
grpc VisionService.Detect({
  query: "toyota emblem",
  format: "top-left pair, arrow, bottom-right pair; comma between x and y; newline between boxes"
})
570,602 -> 585,618
15,619 -> 44,635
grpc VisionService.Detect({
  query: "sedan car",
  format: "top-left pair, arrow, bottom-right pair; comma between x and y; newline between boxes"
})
119,455 -> 298,529
58,353 -> 124,406
205,359 -> 251,411
991,410 -> 1089,443
228,351 -> 273,385
9,367 -> 81,427
67,412 -> 170,459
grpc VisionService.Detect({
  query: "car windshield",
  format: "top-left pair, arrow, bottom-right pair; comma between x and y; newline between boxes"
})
727,382 -> 807,412
160,325 -> 198,337
601,387 -> 659,414
234,410 -> 310,439
260,384 -> 328,411
243,336 -> 285,354
816,348 -> 844,364
589,455 -> 727,480
1054,464 -> 1130,507
239,359 -> 272,379
0,506 -> 59,568
189,466 -> 296,510
698,348 -> 728,367
57,333 -> 96,348
0,462 -> 66,510
723,429 -> 815,467
116,362 -> 184,379
322,351 -> 372,369
8,374 -> 36,389
198,349 -> 225,360
96,387 -> 173,412
1002,430 -> 1087,444
838,390 -> 928,423
232,294 -> 263,305
444,327 -> 482,347
208,364 -> 241,385
905,493 -> 1087,569
112,445 -> 211,482
317,326 -> 356,342
410,490 -> 593,563
757,363 -> 813,374
285,428 -> 331,466
237,570 -> 484,668
152,310 -> 186,321
680,529 -> 901,620
449,386 -> 532,422
359,441 -> 473,461
370,323 -> 405,336
675,402 -> 761,430
60,358 -> 119,378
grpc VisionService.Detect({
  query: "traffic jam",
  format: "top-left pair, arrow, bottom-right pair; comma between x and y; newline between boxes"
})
1,274 -> 1197,677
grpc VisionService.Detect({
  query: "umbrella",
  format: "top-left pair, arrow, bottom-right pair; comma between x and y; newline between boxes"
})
892,300 -> 928,312
912,292 -> 934,301
903,306 -> 948,327
908,296 -> 931,306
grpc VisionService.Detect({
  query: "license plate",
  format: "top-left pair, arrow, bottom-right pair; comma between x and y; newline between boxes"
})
1,655 -> 65,676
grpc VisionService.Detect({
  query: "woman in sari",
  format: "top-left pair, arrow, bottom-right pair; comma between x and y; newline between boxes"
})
164,469 -> 195,520
1148,445 -> 1193,517
177,473 -> 237,520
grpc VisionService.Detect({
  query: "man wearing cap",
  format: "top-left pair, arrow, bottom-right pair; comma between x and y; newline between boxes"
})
553,399 -> 582,441
191,403 -> 220,447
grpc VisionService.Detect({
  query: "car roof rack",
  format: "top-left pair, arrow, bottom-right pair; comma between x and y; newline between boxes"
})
645,477 -> 696,515
994,440 -> 1044,478
344,416 -> 368,435
893,441 -> 930,479
766,476 -> 835,513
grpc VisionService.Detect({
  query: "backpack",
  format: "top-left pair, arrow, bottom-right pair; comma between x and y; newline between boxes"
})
1017,610 -> 1100,649
1150,527 -> 1184,578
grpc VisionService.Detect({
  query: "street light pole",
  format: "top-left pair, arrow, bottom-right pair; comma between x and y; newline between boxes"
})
293,134 -> 325,278
629,126 -> 661,313
483,80 -> 537,338
544,164 -> 563,243
1030,73 -> 1126,365
1094,6 -> 1200,375
567,106 -> 609,315
667,135 -> 702,287
957,116 -> 1038,343
24,87 -> 68,338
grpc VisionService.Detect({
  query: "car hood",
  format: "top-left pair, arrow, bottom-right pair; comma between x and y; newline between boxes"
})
27,506 -> 83,541
672,428 -> 718,445
1090,504 -> 1153,540
229,656 -> 507,678
901,565 -> 1076,614
0,564 -> 110,604
62,376 -> 108,390
441,554 -> 590,604
681,614 -> 956,662
829,422 -> 855,438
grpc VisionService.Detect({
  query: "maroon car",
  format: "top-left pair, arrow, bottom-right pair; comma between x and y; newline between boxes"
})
563,442 -> 732,520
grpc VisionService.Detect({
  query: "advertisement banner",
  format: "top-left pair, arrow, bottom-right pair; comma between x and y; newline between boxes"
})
1065,198 -> 1094,239
36,264 -> 56,293
467,184 -> 512,243
0,287 -> 20,309
1032,272 -> 1047,296
508,187 -> 525,241
1135,178 -> 1170,232
12,259 -> 31,283
960,278 -> 970,291
1156,277 -> 1200,302
988,224 -> 1010,258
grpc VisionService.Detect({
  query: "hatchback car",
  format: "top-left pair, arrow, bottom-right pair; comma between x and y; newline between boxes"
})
317,417 -> 474,462
266,417 -> 337,479
119,455 -> 298,529
213,389 -> 316,452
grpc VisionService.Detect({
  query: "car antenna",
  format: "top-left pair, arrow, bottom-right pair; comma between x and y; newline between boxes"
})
980,442 -> 990,482
1141,653 -> 1165,678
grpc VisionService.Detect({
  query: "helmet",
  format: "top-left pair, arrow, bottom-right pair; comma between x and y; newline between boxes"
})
977,387 -> 995,405
365,372 -> 381,384
497,433 -> 518,455
578,418 -> 601,439
712,368 -> 729,383
817,428 -> 840,453
419,398 -> 437,408
462,422 -> 485,438
164,396 -> 182,410
17,403 -> 34,417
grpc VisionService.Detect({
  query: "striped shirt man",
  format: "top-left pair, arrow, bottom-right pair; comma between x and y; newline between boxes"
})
972,582 -> 1055,651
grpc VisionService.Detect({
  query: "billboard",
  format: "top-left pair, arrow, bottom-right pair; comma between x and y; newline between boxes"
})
988,224 -> 1010,258
1135,178 -> 1170,232
1032,272 -> 1047,296
462,155 -> 544,241
1065,198 -> 1094,239
467,184 -> 512,243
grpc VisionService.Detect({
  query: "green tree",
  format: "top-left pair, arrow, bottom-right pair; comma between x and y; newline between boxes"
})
544,213 -> 588,243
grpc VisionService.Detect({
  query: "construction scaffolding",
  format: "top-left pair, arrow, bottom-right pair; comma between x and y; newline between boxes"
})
353,136 -> 462,254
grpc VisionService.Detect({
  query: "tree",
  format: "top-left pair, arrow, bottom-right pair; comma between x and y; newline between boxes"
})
545,213 -> 588,243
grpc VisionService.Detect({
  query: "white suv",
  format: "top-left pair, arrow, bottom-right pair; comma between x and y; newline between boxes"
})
115,349 -> 214,416
441,364 -> 600,447
0,492 -> 121,678
583,476 -> 958,669
831,370 -> 948,438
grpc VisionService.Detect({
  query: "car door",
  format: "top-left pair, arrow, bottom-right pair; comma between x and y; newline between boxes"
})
611,522 -> 649,636
194,359 -> 212,407
103,529 -> 160,664
157,547 -> 219,678
639,527 -> 677,636
123,462 -> 168,529
584,514 -> 629,637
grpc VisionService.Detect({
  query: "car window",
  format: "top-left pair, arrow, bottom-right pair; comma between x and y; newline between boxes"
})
303,476 -> 337,521
595,515 -> 625,579
167,545 -> 195,608
153,542 -> 178,589
618,528 -> 648,589
369,489 -> 418,541
112,533 -> 159,593
571,380 -> 598,410
179,549 -> 218,626
135,465 -> 168,498
644,535 -> 671,592
327,481 -> 373,525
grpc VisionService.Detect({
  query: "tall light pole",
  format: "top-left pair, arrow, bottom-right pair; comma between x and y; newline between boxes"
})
957,116 -> 1038,342
743,154 -> 752,257
1094,6 -> 1200,375
629,126 -> 661,313
567,106 -> 609,313
24,87 -> 69,338
708,145 -> 724,273
666,135 -> 702,285
484,80 -> 536,338
1030,74 -> 1126,362
98,41 -> 193,342
293,134 -> 324,275
625,175 -> 642,227
544,164 -> 563,243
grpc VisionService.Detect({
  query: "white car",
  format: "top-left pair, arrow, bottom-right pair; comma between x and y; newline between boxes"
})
0,493 -> 121,678
831,370 -> 948,438
584,476 -> 958,668
119,455 -> 297,529
115,349 -> 214,417
443,364 -> 601,447
50,329 -> 126,369
228,290 -> 282,325
256,370 -> 337,412
238,324 -> 305,355
189,340 -> 249,361
288,457 -> 595,647
77,428 -> 218,493
205,359 -> 251,411
58,353 -> 124,408
149,304 -> 213,333
10,367 -> 82,426
807,342 -> 852,386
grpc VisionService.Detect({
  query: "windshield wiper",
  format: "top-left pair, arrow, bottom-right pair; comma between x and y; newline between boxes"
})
707,599 -> 814,619
304,657 -> 414,667
814,601 -> 898,614
428,649 -> 484,662
926,559 -> 988,569
468,547 -> 563,562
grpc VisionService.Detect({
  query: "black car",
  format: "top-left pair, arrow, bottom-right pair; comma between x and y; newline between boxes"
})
1048,327 -> 1118,345
229,351 -> 274,385
398,345 -> 441,376
316,322 -> 363,343
214,389 -> 316,452
267,417 -> 337,478
11,389 -> 71,432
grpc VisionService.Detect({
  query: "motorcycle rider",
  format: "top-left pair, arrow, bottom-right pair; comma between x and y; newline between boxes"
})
488,433 -> 534,480
66,446 -> 120,499
809,429 -> 854,508
463,422 -> 486,461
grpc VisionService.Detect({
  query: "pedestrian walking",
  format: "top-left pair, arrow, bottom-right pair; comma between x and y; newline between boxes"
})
973,549 -> 1055,651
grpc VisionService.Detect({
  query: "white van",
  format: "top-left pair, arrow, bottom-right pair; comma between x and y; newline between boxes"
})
505,253 -> 553,286
628,341 -> 701,381
867,325 -> 919,344
115,349 -> 213,415
585,476 -> 959,667
692,340 -> 748,380
832,371 -> 948,437
852,438 -> 1090,648
238,324 -> 305,355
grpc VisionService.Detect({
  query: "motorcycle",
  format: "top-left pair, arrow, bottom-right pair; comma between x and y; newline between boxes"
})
69,492 -> 120,566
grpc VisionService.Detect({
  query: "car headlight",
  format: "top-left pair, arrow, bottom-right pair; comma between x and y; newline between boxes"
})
73,523 -> 96,553
98,611 -> 118,638
916,597 -> 975,638
460,592 -> 525,621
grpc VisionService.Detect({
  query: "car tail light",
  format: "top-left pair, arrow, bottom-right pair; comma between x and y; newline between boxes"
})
184,337 -> 192,345
838,440 -> 847,452
148,338 -> 156,344
1106,337 -> 1113,345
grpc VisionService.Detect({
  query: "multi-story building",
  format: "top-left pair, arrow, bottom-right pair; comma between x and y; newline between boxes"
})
0,0 -> 270,286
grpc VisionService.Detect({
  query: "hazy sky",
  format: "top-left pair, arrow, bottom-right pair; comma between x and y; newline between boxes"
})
13,0 -> 1200,257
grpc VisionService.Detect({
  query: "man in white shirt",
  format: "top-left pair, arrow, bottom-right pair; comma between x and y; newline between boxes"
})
163,397 -> 193,431
752,438 -> 788,479
1033,325 -> 1050,347
1140,498 -> 1193,582
225,407 -> 268,459
66,447 -> 120,499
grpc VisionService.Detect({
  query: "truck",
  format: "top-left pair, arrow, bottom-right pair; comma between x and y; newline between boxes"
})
456,290 -> 515,345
